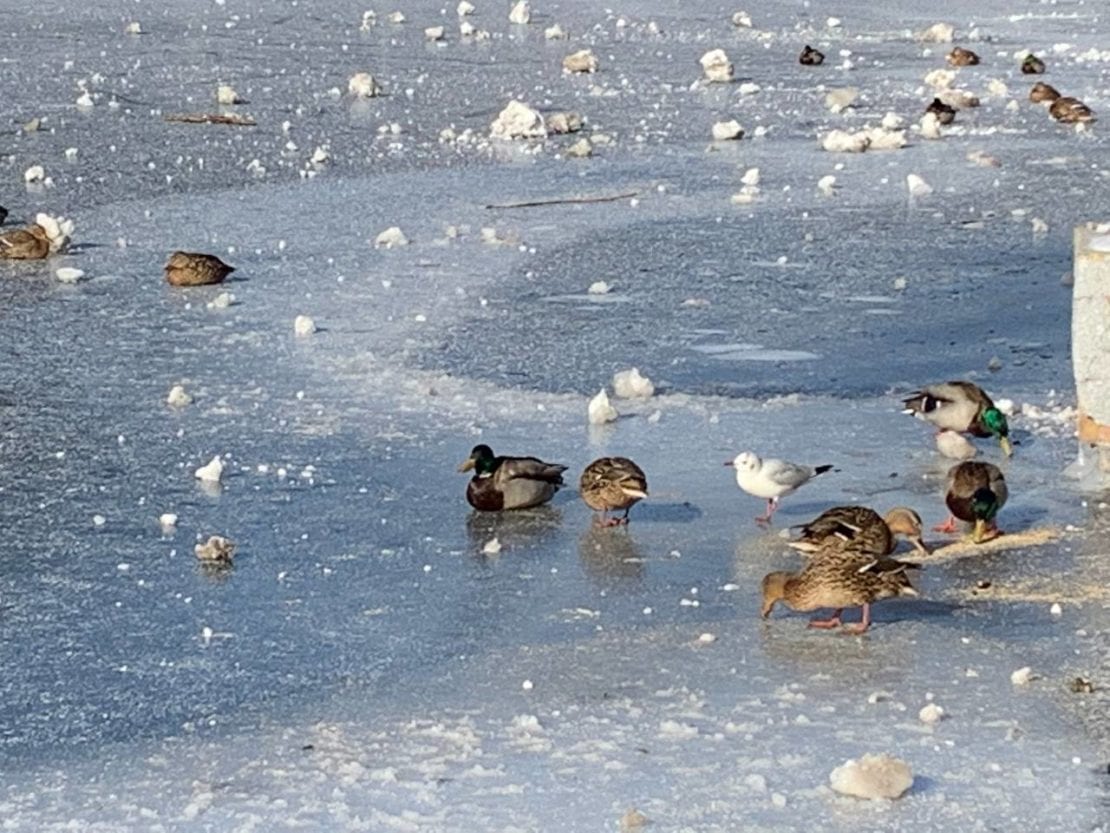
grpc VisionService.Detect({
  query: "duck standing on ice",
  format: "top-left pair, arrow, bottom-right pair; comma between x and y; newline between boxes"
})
901,381 -> 1012,456
726,451 -> 834,523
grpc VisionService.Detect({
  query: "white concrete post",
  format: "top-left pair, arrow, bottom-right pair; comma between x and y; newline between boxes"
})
1072,223 -> 1110,477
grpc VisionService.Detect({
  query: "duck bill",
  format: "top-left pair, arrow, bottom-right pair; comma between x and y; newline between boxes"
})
972,518 -> 988,544
457,458 -> 476,473
911,536 -> 930,556
760,599 -> 776,619
999,436 -> 1013,457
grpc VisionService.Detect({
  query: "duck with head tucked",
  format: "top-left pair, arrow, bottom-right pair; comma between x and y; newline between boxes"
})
901,381 -> 1012,456
165,251 -> 236,286
761,549 -> 919,634
935,461 -> 1008,543
0,223 -> 50,260
458,444 -> 567,511
788,505 -> 928,557
579,456 -> 648,526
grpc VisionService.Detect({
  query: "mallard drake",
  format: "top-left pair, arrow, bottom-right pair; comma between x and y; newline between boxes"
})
947,46 -> 980,67
1021,54 -> 1046,75
1029,82 -> 1061,104
935,461 -> 1008,543
1049,96 -> 1095,124
726,451 -> 834,523
761,549 -> 919,634
0,223 -> 50,260
799,45 -> 825,66
925,97 -> 957,125
901,381 -> 1012,456
164,251 -> 236,286
580,456 -> 648,525
788,506 -> 928,557
458,444 -> 567,511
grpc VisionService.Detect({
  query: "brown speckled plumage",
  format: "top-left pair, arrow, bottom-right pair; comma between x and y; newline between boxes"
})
761,550 -> 919,633
788,506 -> 928,557
0,224 -> 50,260
164,251 -> 236,286
579,456 -> 648,524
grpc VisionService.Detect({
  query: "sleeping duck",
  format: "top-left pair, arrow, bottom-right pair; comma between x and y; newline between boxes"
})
0,223 -> 50,260
458,444 -> 567,511
165,251 -> 236,286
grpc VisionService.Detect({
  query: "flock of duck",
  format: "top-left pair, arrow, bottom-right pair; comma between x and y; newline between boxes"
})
459,381 -> 1014,634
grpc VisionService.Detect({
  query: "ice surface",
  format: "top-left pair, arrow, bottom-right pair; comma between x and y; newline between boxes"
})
2,0 -> 1109,830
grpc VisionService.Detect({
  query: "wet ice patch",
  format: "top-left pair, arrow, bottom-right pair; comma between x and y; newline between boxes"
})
691,343 -> 819,362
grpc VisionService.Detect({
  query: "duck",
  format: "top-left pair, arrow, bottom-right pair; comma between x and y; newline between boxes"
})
726,451 -> 834,523
458,444 -> 567,511
1021,54 -> 1046,75
1029,82 -> 1061,103
798,45 -> 825,66
788,506 -> 928,557
760,549 -> 919,634
579,456 -> 648,525
935,461 -> 1008,543
164,251 -> 236,286
0,223 -> 50,260
946,46 -> 980,67
1049,96 -> 1095,124
925,97 -> 957,125
0,205 -> 8,225
194,535 -> 235,565
901,381 -> 1012,456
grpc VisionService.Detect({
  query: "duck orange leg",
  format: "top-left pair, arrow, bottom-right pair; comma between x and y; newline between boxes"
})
841,603 -> 872,635
807,608 -> 844,629
933,515 -> 958,533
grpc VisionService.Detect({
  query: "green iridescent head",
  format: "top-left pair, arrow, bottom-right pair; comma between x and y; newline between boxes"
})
981,407 -> 1013,455
971,487 -> 1000,522
458,444 -> 496,475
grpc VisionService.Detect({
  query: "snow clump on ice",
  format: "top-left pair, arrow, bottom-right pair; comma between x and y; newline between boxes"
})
194,456 -> 224,483
348,72 -> 382,98
612,368 -> 654,399
375,227 -> 409,248
711,120 -> 744,141
829,753 -> 914,800
490,100 -> 546,140
588,389 -> 618,424
700,49 -> 734,83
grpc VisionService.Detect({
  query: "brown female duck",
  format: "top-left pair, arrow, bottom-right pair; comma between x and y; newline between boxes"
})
761,549 -> 919,634
788,506 -> 928,557
579,456 -> 648,525
164,251 -> 236,286
0,223 -> 50,260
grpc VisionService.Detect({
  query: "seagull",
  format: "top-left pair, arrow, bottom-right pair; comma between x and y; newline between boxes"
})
726,451 -> 834,523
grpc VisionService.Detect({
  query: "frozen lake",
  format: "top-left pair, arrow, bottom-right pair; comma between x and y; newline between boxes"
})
1,0 -> 1108,829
